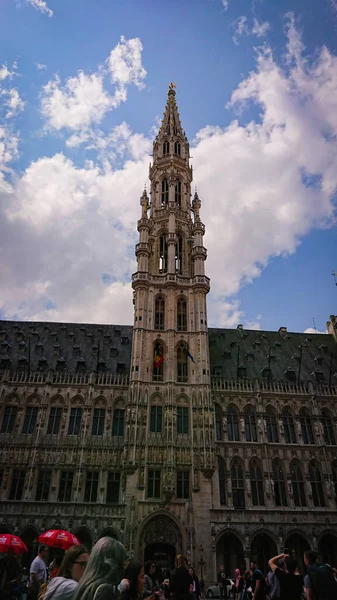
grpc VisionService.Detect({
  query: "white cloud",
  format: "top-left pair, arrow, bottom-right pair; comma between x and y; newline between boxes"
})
24,0 -> 53,17
232,16 -> 270,45
41,72 -> 114,131
0,63 -> 17,81
304,328 -> 327,334
232,16 -> 249,45
35,62 -> 47,71
0,16 -> 337,328
222,0 -> 230,9
67,121 -> 152,163
107,35 -> 147,89
1,88 -> 25,118
251,18 -> 270,38
41,36 -> 146,140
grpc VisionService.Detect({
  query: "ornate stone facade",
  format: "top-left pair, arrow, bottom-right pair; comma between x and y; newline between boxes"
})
1,86 -> 337,579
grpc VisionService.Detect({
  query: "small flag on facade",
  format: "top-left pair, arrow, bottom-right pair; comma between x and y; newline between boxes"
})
186,345 -> 196,364
154,343 -> 164,368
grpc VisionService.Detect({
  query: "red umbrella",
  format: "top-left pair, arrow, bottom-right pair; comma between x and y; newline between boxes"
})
38,529 -> 80,550
0,534 -> 28,554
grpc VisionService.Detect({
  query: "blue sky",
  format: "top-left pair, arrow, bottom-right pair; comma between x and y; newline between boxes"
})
0,0 -> 337,333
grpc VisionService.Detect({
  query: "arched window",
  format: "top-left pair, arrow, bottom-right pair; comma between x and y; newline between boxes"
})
218,456 -> 226,505
215,404 -> 222,441
322,408 -> 336,445
153,343 -> 164,382
227,406 -> 239,442
282,408 -> 297,444
161,179 -> 169,205
177,297 -> 187,332
174,141 -> 181,155
175,180 -> 182,206
273,460 -> 287,506
244,406 -> 257,442
309,462 -> 325,507
177,344 -> 188,383
154,296 -> 165,331
159,234 -> 168,273
250,460 -> 264,506
299,407 -> 314,444
175,234 -> 183,273
163,140 -> 169,155
231,460 -> 245,509
290,461 -> 306,507
266,406 -> 279,443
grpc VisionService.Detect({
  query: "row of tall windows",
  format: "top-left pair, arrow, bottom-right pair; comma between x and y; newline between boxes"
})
215,405 -> 337,445
6,468 -> 190,502
7,469 -> 121,503
0,405 -> 190,436
1,406 -> 125,437
161,179 -> 182,207
154,297 -> 187,331
218,458 -> 336,509
159,234 -> 183,273
152,342 -> 189,383
162,141 -> 181,156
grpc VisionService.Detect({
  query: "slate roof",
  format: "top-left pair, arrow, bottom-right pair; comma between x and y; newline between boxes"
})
0,321 -> 133,375
208,326 -> 337,386
0,320 -> 336,385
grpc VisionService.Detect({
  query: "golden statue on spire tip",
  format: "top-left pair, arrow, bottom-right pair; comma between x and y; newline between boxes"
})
169,82 -> 176,90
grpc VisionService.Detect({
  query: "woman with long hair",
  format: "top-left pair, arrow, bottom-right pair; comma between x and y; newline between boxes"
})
44,545 -> 89,600
143,561 -> 159,598
188,567 -> 201,600
122,562 -> 145,600
73,537 -> 126,600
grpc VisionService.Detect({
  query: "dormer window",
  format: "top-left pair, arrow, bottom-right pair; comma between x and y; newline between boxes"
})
174,141 -> 181,155
314,369 -> 324,384
224,350 -> 231,360
285,367 -> 296,382
38,357 -> 48,371
261,367 -> 272,380
163,141 -> 169,155
315,355 -> 324,366
56,357 -> 66,371
77,358 -> 86,372
237,365 -> 247,379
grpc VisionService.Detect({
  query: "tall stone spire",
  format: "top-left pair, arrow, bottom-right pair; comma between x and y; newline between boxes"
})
156,83 -> 185,141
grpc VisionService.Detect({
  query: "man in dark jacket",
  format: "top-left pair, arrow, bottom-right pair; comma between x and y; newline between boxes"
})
304,550 -> 337,600
217,565 -> 227,600
170,555 -> 192,600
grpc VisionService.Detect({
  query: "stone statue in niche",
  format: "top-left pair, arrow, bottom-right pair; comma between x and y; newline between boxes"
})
240,417 -> 245,435
279,419 -> 284,435
288,480 -> 293,496
226,474 -> 232,495
306,479 -> 312,497
222,416 -> 227,433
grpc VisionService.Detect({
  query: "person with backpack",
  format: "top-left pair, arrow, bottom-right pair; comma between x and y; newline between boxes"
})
250,561 -> 266,600
268,553 -> 303,600
303,550 -> 337,600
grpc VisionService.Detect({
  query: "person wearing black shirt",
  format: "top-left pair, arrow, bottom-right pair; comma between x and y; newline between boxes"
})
170,554 -> 192,600
217,566 -> 227,600
268,553 -> 303,600
250,561 -> 266,600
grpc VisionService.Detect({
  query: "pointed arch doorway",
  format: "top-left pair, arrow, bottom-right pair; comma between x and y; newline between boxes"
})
139,514 -> 183,572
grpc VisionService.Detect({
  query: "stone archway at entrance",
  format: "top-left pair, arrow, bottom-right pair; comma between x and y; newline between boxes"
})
139,514 -> 183,570
250,532 -> 278,574
285,532 -> 310,574
216,531 -> 245,577
318,532 -> 337,566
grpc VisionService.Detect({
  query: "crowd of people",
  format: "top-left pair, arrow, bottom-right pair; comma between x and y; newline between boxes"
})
1,540 -> 337,600
217,552 -> 337,600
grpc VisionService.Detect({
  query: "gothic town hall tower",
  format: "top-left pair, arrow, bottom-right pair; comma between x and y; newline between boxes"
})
125,84 -> 215,565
